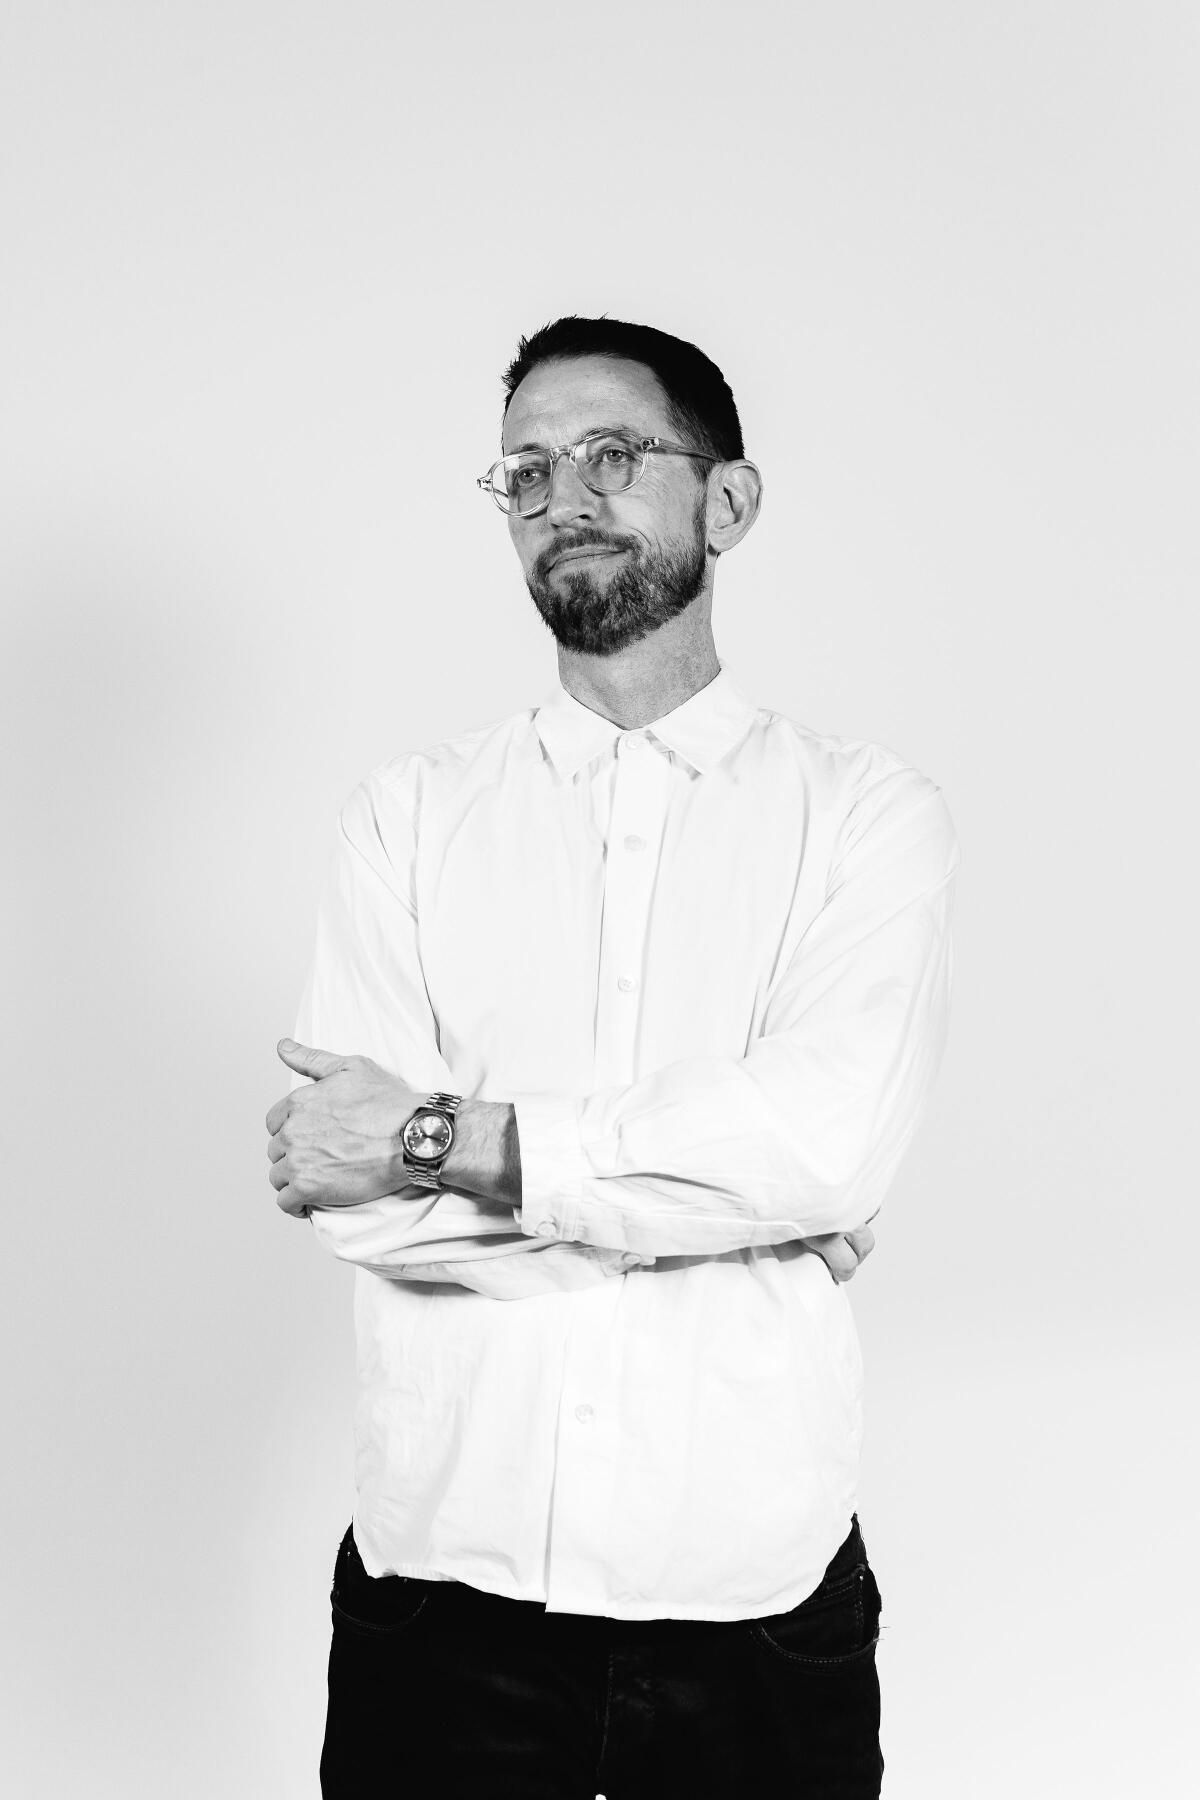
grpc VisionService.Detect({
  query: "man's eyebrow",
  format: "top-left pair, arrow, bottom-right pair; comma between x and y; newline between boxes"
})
507,423 -> 632,453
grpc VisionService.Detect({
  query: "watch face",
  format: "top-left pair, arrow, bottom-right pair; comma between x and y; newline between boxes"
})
403,1110 -> 453,1161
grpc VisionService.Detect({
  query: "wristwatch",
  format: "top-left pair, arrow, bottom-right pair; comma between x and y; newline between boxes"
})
399,1091 -> 463,1190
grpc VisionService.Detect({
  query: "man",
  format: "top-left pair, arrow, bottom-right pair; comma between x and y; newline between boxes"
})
266,315 -> 959,1798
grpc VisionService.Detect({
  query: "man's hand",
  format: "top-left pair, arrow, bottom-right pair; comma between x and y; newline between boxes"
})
266,1039 -> 422,1218
799,1222 -> 877,1283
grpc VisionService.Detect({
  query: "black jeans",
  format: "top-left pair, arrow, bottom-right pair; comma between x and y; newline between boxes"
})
320,1517 -> 884,1798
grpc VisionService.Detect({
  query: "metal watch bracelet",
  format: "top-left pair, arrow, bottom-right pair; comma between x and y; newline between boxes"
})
404,1091 -> 462,1191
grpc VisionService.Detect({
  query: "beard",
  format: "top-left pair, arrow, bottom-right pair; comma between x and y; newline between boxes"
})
524,501 -> 708,656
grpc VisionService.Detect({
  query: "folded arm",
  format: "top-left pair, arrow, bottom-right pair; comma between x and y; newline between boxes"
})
277,761 -> 956,1287
482,766 -> 959,1259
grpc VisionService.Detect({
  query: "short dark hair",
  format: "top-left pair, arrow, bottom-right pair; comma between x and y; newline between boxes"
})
501,315 -> 745,462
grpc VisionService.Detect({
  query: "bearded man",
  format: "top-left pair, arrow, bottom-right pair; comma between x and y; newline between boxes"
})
266,315 -> 959,1798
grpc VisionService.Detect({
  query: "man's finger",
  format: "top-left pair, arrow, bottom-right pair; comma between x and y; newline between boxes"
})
275,1185 -> 309,1219
844,1225 -> 876,1263
267,1136 -> 286,1164
803,1232 -> 859,1282
265,1097 -> 291,1135
277,1038 -> 345,1081
825,1241 -> 859,1282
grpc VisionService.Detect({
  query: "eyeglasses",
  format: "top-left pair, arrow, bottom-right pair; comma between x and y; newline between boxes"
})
477,428 -> 720,517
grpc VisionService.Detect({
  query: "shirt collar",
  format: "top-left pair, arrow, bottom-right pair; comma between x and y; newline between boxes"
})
533,662 -> 758,780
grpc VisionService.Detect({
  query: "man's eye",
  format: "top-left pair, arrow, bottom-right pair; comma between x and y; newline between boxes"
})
512,466 -> 543,486
587,440 -> 636,467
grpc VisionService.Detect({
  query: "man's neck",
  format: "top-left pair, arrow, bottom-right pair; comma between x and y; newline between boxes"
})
556,628 -> 721,731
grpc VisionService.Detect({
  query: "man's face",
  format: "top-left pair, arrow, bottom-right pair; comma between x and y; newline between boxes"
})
500,355 -> 711,656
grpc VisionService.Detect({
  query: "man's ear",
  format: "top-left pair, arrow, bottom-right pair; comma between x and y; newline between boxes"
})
706,461 -> 763,555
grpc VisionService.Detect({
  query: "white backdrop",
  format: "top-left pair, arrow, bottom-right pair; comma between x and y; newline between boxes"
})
2,3 -> 1195,1795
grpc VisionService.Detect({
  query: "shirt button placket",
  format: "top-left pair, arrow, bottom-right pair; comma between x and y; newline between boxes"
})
546,1282 -> 623,1615
593,734 -> 667,1090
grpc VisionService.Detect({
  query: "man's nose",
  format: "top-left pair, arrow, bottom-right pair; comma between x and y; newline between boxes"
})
544,453 -> 600,527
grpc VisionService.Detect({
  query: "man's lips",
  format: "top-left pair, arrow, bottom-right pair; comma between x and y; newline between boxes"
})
549,545 -> 625,568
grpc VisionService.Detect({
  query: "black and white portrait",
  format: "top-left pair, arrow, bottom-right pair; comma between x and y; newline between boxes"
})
2,5 -> 1193,1796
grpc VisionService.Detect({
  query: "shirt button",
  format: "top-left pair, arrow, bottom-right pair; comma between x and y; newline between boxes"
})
574,1403 -> 595,1423
535,1220 -> 556,1237
617,975 -> 638,993
623,834 -> 646,853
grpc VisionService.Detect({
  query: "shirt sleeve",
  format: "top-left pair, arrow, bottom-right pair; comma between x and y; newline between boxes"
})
297,770 -> 646,1298
513,760 -> 960,1257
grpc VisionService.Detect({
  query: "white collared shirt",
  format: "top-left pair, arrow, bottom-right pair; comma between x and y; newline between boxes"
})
295,661 -> 959,1620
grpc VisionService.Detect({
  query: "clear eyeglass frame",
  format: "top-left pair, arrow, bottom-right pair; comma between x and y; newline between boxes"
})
477,428 -> 720,518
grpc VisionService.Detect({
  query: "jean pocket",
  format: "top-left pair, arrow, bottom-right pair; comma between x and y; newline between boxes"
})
329,1526 -> 433,1637
750,1561 -> 882,1667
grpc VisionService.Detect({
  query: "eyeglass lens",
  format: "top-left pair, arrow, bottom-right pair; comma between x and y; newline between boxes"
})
493,432 -> 644,515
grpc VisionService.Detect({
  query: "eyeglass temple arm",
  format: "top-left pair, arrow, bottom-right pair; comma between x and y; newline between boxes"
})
642,438 -> 723,463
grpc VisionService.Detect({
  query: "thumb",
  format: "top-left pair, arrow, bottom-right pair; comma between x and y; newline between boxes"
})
277,1038 -> 345,1081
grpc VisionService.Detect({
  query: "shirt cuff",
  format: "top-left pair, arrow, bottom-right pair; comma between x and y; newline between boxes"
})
510,1092 -> 586,1243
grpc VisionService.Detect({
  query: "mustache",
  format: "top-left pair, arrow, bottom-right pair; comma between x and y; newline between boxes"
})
534,530 -> 640,580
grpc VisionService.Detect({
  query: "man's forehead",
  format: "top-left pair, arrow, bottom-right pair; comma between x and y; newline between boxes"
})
502,355 -> 671,448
